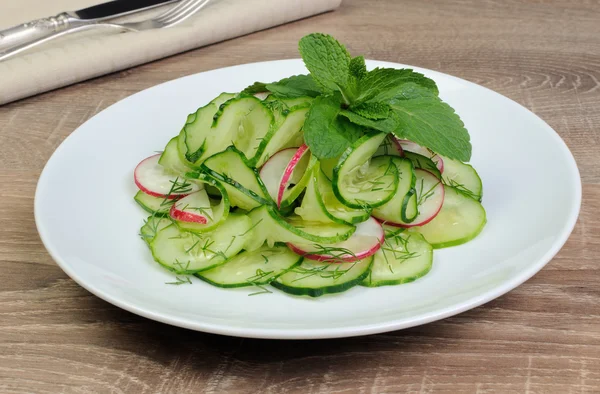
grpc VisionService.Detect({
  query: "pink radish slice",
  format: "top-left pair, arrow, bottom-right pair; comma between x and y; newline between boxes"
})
374,135 -> 403,157
287,217 -> 384,262
134,154 -> 200,199
386,169 -> 445,228
169,189 -> 213,224
397,139 -> 444,173
277,144 -> 310,207
259,148 -> 298,201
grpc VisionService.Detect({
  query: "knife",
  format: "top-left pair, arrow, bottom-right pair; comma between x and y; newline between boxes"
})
0,0 -> 178,52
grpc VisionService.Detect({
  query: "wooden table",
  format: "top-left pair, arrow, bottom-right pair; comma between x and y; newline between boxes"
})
1,0 -> 599,392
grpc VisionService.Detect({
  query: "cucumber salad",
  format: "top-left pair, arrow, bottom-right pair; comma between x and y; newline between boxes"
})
133,34 -> 486,297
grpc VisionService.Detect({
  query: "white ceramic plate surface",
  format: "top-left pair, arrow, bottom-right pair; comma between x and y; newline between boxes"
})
35,59 -> 581,339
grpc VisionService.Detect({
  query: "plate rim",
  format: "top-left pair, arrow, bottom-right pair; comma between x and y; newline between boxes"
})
34,58 -> 582,339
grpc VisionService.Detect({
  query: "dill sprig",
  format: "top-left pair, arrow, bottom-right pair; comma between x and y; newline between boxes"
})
246,267 -> 274,296
165,276 -> 192,285
447,179 -> 479,200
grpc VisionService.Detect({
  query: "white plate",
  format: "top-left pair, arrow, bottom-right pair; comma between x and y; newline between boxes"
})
35,59 -> 581,339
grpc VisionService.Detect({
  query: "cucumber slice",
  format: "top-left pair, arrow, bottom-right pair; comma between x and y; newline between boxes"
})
140,216 -> 172,245
372,157 -> 416,224
398,139 -> 443,173
362,232 -> 433,287
200,147 -> 272,210
196,245 -> 302,288
333,133 -> 399,209
158,136 -> 192,175
373,135 -> 403,157
383,224 -> 405,238
272,256 -> 373,297
134,190 -> 173,217
412,185 -> 486,248
295,163 -> 370,225
256,108 -> 308,167
170,180 -> 230,233
440,156 -> 483,201
319,156 -> 339,181
150,213 -> 253,274
205,96 -> 274,165
403,151 -> 442,179
256,106 -> 310,168
294,163 -> 333,223
245,205 -> 355,251
179,93 -> 236,166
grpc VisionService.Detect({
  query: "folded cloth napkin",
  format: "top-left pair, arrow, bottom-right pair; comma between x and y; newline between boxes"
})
0,0 -> 342,105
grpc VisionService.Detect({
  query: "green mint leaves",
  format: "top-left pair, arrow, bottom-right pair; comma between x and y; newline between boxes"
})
243,33 -> 472,162
298,33 -> 352,94
304,94 -> 364,159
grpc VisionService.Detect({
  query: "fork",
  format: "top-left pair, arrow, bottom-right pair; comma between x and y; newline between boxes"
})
0,0 -> 212,62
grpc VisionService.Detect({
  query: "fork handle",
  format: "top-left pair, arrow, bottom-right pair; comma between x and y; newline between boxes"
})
0,13 -> 77,52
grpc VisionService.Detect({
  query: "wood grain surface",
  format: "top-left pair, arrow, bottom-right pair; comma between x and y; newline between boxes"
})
1,0 -> 599,392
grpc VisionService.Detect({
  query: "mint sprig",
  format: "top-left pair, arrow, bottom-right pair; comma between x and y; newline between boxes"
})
242,33 -> 472,162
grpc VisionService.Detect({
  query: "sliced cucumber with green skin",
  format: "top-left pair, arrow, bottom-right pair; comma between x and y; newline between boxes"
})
333,133 -> 399,209
150,213 -> 252,274
170,180 -> 230,233
403,151 -> 442,179
159,136 -> 192,175
272,256 -> 373,297
294,163 -> 333,223
140,216 -> 172,245
440,155 -> 483,201
383,224 -> 405,238
319,156 -> 339,181
200,96 -> 275,165
200,147 -> 272,210
134,190 -> 173,217
372,157 -> 416,224
295,163 -> 370,225
412,185 -> 486,248
384,169 -> 444,228
398,139 -> 444,173
196,245 -> 303,288
373,135 -> 403,157
179,93 -> 237,166
256,107 -> 309,167
362,232 -> 433,287
245,205 -> 356,251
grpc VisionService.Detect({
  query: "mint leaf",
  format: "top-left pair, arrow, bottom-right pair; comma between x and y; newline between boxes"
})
340,109 -> 399,134
304,95 -> 364,159
350,102 -> 390,120
357,68 -> 439,104
242,82 -> 268,95
266,74 -> 323,98
349,56 -> 367,80
299,33 -> 351,93
390,96 -> 471,161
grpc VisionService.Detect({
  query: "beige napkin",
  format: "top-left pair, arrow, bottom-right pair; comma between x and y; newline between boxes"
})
0,0 -> 342,105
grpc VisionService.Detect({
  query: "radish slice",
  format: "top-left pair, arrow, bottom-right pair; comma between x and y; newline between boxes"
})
386,169 -> 445,228
134,154 -> 200,199
397,139 -> 444,173
169,189 -> 213,224
259,148 -> 297,201
374,135 -> 403,157
278,145 -> 310,207
287,216 -> 384,262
